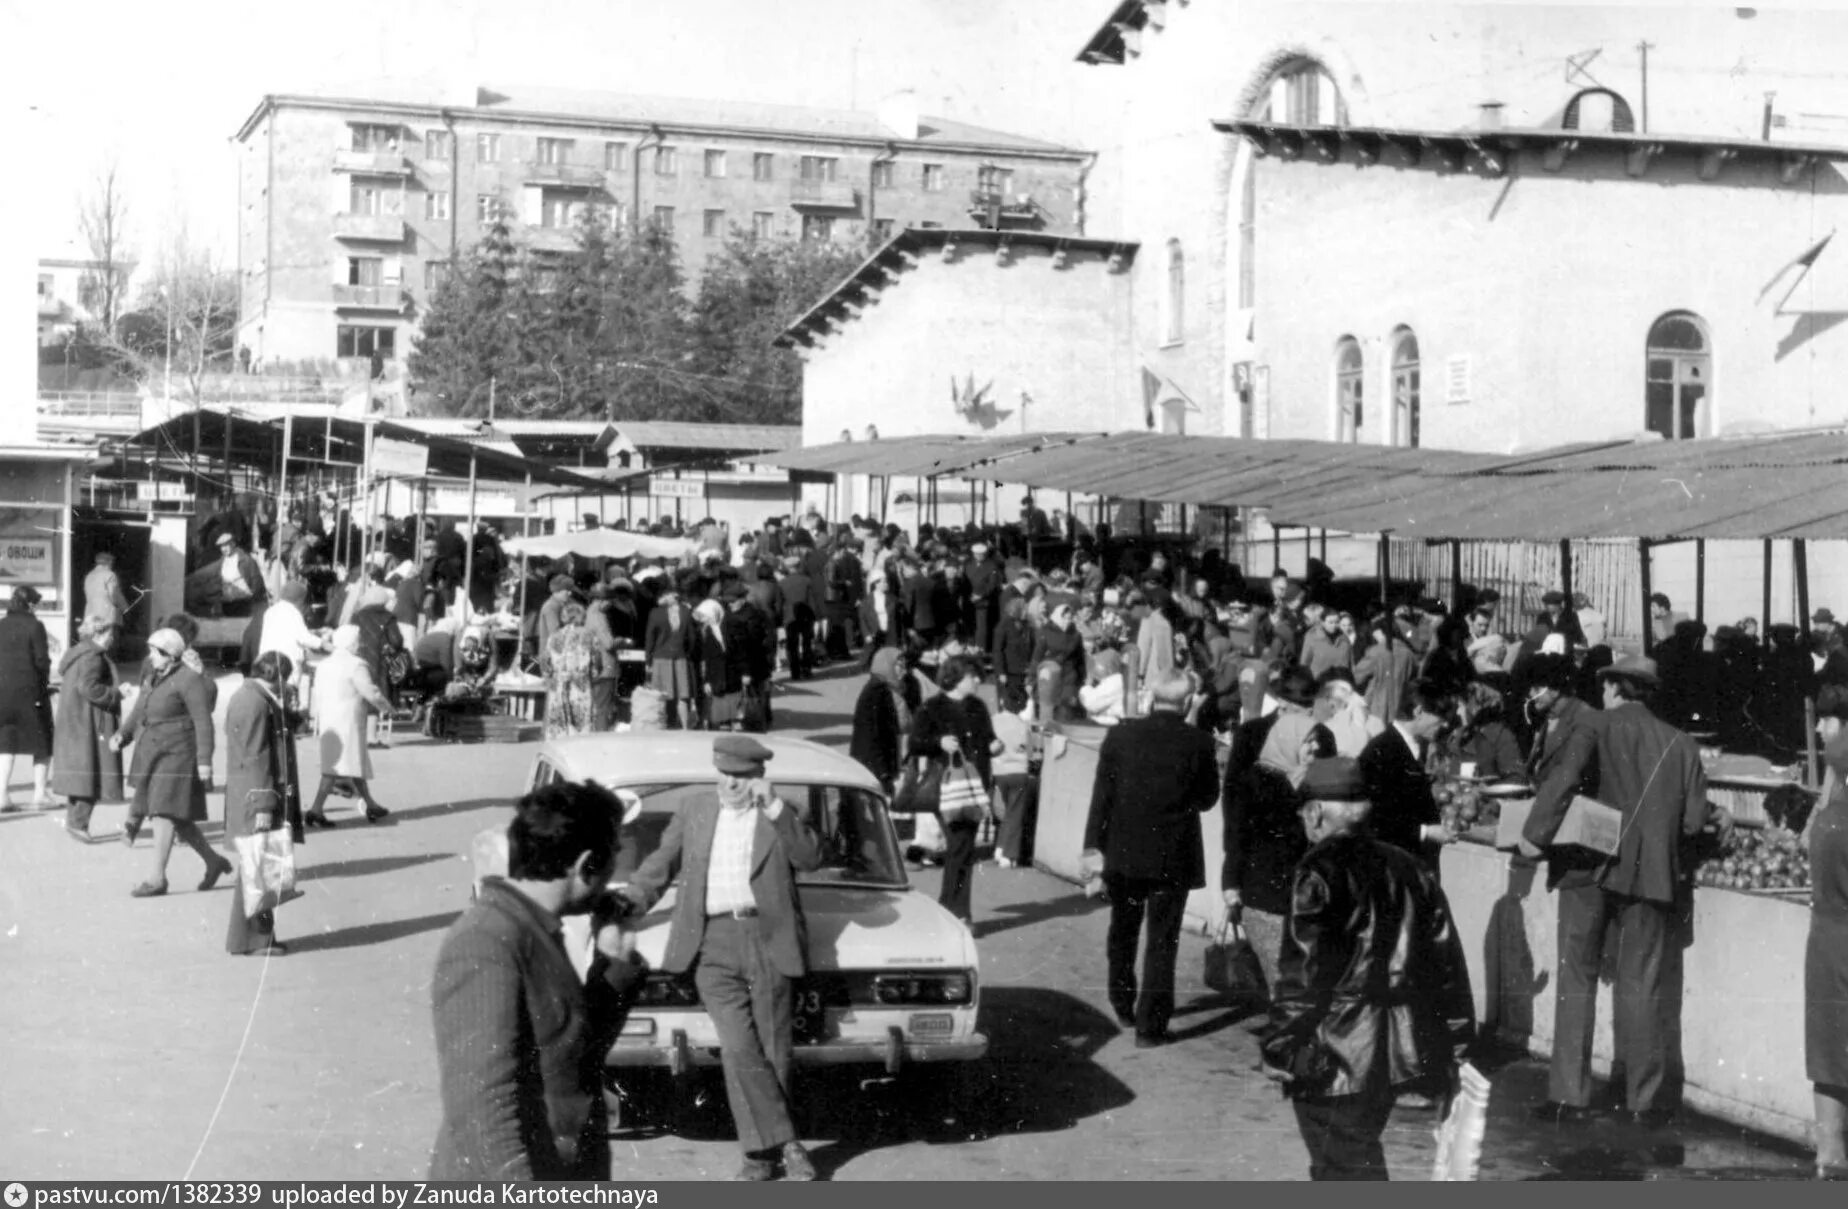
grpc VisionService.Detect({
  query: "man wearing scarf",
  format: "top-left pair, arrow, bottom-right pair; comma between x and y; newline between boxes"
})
618,736 -> 823,1181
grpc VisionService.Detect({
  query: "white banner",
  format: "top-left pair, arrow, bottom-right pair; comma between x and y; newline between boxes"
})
0,537 -> 54,583
372,435 -> 431,478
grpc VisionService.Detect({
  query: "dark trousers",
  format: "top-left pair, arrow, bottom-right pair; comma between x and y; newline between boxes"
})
938,818 -> 980,923
1104,876 -> 1188,1038
692,917 -> 797,1155
1291,1083 -> 1396,1180
993,774 -> 1037,864
591,679 -> 618,732
784,618 -> 813,680
1550,884 -> 1682,1113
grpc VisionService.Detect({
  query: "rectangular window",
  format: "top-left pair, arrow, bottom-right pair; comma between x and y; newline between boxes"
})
799,155 -> 839,182
918,220 -> 942,229
476,133 -> 501,163
752,152 -> 774,181
349,183 -> 401,216
871,161 -> 895,189
345,257 -> 383,287
605,141 -> 628,171
977,164 -> 1014,194
424,191 -> 450,220
425,130 -> 452,161
653,205 -> 676,228
751,211 -> 775,239
703,209 -> 726,238
704,149 -> 727,178
654,146 -> 678,176
922,163 -> 943,191
37,273 -> 53,299
536,137 -> 572,165
424,261 -> 450,292
336,325 -> 396,359
542,195 -> 578,229
801,214 -> 833,242
476,194 -> 501,223
350,124 -> 400,152
872,218 -> 895,241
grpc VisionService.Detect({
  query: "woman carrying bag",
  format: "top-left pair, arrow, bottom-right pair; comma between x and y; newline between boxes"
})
224,652 -> 299,956
908,655 -> 1004,929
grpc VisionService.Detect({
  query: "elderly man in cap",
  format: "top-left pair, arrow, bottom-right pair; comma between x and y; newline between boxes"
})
1261,757 -> 1475,1181
84,550 -> 131,624
1522,653 -> 1719,1131
618,736 -> 824,1181
214,531 -> 268,616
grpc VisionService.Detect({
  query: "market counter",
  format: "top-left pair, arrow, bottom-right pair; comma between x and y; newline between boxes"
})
1440,839 -> 1813,1145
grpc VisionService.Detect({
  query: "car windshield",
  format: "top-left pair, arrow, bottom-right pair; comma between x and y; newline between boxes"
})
606,781 -> 908,890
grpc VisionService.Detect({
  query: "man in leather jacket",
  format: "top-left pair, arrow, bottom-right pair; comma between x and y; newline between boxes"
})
1261,757 -> 1476,1180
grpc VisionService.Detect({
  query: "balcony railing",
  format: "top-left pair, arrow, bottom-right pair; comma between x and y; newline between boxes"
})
789,179 -> 860,210
36,391 -> 142,418
334,148 -> 412,174
967,189 -> 1045,228
525,161 -> 608,189
332,212 -> 407,242
332,284 -> 407,310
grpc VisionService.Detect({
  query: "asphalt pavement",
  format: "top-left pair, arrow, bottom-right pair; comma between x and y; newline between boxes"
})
0,660 -> 1817,1181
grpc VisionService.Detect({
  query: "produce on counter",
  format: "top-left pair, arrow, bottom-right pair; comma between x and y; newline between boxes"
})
1435,779 -> 1498,833
1694,821 -> 1810,892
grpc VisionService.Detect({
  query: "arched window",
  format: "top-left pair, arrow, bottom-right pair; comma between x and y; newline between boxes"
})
1161,239 -> 1184,344
1391,328 -> 1421,448
1561,87 -> 1636,133
1646,312 -> 1711,440
1232,56 -> 1346,318
1336,337 -> 1364,442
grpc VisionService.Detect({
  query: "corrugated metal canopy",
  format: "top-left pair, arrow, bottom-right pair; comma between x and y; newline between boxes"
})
752,432 -> 1105,477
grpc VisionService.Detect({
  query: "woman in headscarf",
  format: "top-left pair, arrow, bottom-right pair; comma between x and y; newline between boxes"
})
306,625 -> 393,826
53,610 -> 127,841
643,580 -> 698,729
1078,648 -> 1127,726
0,586 -> 53,810
1029,601 -> 1087,725
223,651 -> 298,956
113,628 -> 231,897
542,599 -> 599,740
851,647 -> 917,793
693,597 -> 746,732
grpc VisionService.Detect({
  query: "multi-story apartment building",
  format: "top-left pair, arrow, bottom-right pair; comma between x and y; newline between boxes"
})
232,85 -> 1090,372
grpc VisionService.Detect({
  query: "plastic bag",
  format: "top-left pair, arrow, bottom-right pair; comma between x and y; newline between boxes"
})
1431,1062 -> 1491,1181
938,754 -> 989,825
235,829 -> 298,918
910,809 -> 948,857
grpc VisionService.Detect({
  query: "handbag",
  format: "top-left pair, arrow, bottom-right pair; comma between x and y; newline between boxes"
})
1203,918 -> 1269,1003
892,757 -> 946,816
234,828 -> 298,918
938,753 -> 990,825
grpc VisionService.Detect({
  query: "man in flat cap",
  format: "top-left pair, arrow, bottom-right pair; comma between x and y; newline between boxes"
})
1261,757 -> 1475,1180
537,574 -> 578,655
619,736 -> 823,1181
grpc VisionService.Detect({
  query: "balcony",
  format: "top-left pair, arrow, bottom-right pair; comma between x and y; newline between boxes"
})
967,189 -> 1046,229
334,148 -> 412,175
789,179 -> 860,210
332,212 -> 407,242
332,284 -> 407,311
522,226 -> 580,254
524,161 -> 608,189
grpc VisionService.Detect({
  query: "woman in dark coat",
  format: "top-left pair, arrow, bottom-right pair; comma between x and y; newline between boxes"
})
0,585 -> 54,810
52,611 -> 126,841
1028,602 -> 1087,723
115,628 -> 232,898
692,599 -> 747,730
909,655 -> 1003,927
850,647 -> 915,793
643,583 -> 699,729
223,652 -> 298,956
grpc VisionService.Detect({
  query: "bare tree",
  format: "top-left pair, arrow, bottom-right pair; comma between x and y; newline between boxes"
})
106,225 -> 238,406
76,162 -> 134,332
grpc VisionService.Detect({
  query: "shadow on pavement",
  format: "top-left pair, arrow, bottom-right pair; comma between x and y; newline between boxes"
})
300,852 -> 454,881
285,910 -> 460,954
973,891 -> 1110,940
381,797 -> 513,825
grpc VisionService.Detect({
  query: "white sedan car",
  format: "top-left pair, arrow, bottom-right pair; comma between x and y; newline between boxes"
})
477,733 -> 988,1078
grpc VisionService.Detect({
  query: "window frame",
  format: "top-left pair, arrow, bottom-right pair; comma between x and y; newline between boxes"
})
702,208 -> 727,238
424,130 -> 452,161
652,205 -> 676,229
336,324 -> 396,359
424,190 -> 450,220
1335,336 -> 1364,443
1390,328 -> 1421,449
1645,311 -> 1712,441
654,145 -> 678,176
752,152 -> 775,182
801,213 -> 834,242
476,133 -> 501,164
751,211 -> 776,239
536,137 -> 573,166
871,160 -> 895,189
605,141 -> 628,172
921,163 -> 944,192
704,149 -> 728,178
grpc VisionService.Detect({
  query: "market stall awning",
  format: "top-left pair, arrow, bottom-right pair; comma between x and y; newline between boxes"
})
749,431 -> 1105,478
501,528 -> 698,562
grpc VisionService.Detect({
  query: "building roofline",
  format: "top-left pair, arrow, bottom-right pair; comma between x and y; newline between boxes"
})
233,92 -> 1089,161
1076,1 -> 1148,66
775,227 -> 1139,349
1215,117 -> 1848,181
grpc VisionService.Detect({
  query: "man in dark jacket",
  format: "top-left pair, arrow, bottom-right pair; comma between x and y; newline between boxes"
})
430,781 -> 642,1180
1261,756 -> 1475,1180
778,556 -> 816,681
1519,654 -> 1717,1130
964,542 -> 1003,661
1357,680 -> 1456,869
1082,674 -> 1222,1045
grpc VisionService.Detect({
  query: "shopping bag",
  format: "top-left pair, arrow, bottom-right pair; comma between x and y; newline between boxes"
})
910,809 -> 948,857
235,829 -> 298,918
892,758 -> 946,816
1431,1062 -> 1492,1182
628,686 -> 667,731
938,754 -> 990,825
1203,918 -> 1268,1002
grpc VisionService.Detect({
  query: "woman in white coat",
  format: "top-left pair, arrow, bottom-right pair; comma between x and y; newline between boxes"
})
306,625 -> 392,826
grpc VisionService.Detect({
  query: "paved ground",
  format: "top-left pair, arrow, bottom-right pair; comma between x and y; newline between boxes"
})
0,662 -> 1818,1181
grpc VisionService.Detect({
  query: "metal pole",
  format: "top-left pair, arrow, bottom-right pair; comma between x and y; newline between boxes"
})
1451,539 -> 1464,613
1318,528 -> 1328,565
1799,538 -> 1817,785
462,451 -> 478,623
275,412 -> 293,564
1764,538 -> 1774,636
1695,538 -> 1706,623
1639,538 -> 1654,656
1377,532 -> 1389,604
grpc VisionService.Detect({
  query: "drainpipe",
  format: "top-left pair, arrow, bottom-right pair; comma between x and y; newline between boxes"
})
1074,151 -> 1098,236
442,109 -> 460,261
869,141 -> 898,242
632,124 -> 665,234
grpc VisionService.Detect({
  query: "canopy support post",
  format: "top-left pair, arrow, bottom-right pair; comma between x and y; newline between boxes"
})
461,450 -> 478,624
275,413 -> 293,564
1271,520 -> 1281,571
1799,538 -> 1817,786
1303,525 -> 1312,575
1695,539 -> 1707,623
1559,538 -> 1573,603
1639,538 -> 1654,656
1377,532 -> 1389,604
1319,528 -> 1328,566
1221,507 -> 1232,562
1764,539 -> 1774,637
1451,539 -> 1464,613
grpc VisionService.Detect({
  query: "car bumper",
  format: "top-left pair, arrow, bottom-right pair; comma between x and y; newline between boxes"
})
607,1026 -> 988,1075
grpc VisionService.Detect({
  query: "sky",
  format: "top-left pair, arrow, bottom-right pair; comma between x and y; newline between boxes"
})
10,0 -> 1129,269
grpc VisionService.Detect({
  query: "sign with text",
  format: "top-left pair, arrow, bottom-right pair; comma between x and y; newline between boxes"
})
134,482 -> 194,503
427,486 -> 519,517
650,479 -> 707,500
371,435 -> 430,479
0,536 -> 54,583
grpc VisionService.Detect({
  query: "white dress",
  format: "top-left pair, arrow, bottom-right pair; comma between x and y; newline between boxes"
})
312,650 -> 386,778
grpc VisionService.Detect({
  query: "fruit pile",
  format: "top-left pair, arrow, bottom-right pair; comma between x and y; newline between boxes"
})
1695,824 -> 1810,892
1435,780 -> 1497,833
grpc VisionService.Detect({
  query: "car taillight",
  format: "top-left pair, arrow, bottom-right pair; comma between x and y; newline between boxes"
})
872,971 -> 973,1006
637,974 -> 700,1006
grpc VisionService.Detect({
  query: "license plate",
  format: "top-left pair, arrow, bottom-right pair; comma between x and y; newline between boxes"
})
791,982 -> 831,1043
